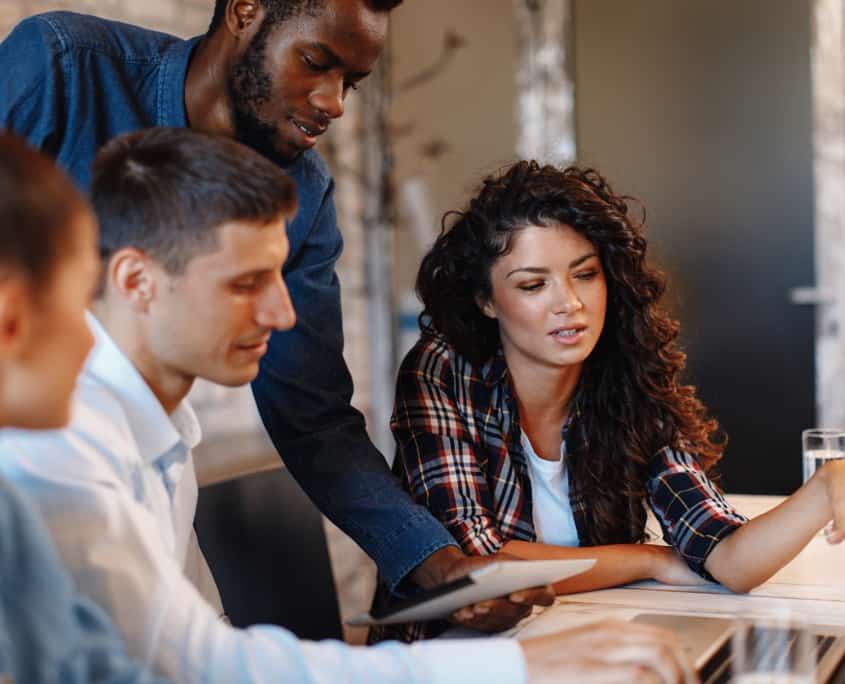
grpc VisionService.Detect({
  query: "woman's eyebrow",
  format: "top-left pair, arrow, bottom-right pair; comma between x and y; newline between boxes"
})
505,252 -> 599,279
569,252 -> 599,268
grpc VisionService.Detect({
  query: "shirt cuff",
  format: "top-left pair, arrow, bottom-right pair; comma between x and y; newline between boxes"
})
682,515 -> 745,582
412,638 -> 527,684
378,512 -> 460,593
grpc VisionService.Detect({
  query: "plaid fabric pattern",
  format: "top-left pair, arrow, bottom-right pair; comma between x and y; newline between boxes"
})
370,331 -> 747,643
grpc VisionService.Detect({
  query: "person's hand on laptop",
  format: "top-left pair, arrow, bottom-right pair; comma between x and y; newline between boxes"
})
410,546 -> 555,632
521,619 -> 699,684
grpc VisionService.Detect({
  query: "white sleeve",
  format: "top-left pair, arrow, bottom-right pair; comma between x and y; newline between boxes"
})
0,431 -> 527,684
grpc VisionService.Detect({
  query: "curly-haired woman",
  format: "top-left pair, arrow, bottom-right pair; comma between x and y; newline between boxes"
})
376,160 -> 845,642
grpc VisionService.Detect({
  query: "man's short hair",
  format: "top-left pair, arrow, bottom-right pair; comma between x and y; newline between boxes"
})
0,131 -> 88,288
208,0 -> 403,36
91,127 -> 296,280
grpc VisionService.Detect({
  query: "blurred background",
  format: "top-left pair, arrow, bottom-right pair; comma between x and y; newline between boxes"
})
3,0 -> 843,643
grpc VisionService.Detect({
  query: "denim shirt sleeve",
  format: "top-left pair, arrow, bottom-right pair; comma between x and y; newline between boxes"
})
251,175 -> 457,592
0,479 -> 169,684
0,16 -> 66,154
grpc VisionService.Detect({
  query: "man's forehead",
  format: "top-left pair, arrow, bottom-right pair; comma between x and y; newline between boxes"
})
268,0 -> 388,66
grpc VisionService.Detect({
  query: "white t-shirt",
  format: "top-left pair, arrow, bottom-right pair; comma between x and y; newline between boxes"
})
521,430 -> 580,547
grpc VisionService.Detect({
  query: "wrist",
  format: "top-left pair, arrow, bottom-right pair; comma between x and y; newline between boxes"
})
642,544 -> 669,580
409,545 -> 465,589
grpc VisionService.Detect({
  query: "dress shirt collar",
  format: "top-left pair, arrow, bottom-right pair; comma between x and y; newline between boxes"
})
84,313 -> 201,464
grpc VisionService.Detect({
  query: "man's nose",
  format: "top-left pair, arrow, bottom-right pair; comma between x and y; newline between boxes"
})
310,76 -> 345,120
257,275 -> 296,332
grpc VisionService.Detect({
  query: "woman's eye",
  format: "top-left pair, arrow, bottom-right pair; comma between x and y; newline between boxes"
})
519,281 -> 544,292
574,270 -> 599,281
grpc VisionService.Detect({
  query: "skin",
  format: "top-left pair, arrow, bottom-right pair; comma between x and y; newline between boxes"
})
184,0 -> 555,629
522,620 -> 698,684
0,209 -> 98,429
94,216 -> 295,414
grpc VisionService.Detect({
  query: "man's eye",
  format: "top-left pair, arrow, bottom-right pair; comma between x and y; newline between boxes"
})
232,281 -> 257,292
303,54 -> 328,71
344,81 -> 360,92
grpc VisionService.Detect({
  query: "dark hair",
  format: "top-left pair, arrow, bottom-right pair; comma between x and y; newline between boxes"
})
90,127 -> 296,281
0,131 -> 89,288
417,160 -> 725,546
208,0 -> 403,35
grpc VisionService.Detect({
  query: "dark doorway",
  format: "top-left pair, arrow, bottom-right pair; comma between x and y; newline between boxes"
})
574,0 -> 815,494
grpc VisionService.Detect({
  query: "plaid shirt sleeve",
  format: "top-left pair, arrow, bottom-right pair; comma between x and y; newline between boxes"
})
391,338 -> 505,556
646,447 -> 748,580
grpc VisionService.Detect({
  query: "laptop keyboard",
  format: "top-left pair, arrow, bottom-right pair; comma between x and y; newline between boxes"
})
699,631 -> 837,684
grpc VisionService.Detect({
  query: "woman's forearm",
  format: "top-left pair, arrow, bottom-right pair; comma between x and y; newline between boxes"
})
501,540 -> 664,594
704,474 -> 830,593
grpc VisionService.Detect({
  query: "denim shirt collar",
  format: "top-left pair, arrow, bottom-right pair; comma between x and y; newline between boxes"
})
156,35 -> 202,127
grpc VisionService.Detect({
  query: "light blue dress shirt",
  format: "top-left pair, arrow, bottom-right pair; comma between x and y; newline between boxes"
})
0,316 -> 527,684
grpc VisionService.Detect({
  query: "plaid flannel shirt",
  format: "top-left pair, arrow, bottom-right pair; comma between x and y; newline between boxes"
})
370,331 -> 747,643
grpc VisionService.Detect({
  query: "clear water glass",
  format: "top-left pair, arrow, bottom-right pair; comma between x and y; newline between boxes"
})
731,618 -> 814,684
802,428 -> 845,536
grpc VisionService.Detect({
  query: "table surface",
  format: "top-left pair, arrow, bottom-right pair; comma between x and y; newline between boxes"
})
446,495 -> 845,641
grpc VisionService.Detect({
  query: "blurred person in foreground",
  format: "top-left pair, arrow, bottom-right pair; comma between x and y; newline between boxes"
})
0,131 -> 172,683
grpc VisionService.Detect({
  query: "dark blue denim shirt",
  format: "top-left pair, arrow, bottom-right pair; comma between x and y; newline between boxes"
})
0,11 -> 456,591
0,477 -> 169,683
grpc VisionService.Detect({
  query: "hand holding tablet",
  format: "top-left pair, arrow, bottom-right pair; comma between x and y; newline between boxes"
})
349,558 -> 595,626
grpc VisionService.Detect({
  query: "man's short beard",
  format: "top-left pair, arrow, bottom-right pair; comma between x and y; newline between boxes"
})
226,25 -> 295,167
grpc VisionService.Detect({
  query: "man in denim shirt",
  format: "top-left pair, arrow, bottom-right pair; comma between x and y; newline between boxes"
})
0,0 -> 550,624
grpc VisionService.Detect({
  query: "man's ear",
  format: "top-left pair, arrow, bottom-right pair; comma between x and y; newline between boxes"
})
225,0 -> 262,37
0,278 -> 32,360
107,248 -> 157,313
477,295 -> 497,320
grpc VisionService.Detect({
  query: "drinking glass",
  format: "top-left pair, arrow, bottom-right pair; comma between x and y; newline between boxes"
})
802,428 -> 845,535
731,618 -> 814,683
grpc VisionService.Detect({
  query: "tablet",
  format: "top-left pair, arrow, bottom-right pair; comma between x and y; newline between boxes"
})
347,558 -> 595,626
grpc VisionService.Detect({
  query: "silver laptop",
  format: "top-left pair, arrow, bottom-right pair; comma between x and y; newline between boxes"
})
634,614 -> 845,683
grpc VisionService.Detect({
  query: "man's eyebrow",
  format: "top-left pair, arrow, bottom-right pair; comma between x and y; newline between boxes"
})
310,42 -> 371,80
505,253 -> 599,279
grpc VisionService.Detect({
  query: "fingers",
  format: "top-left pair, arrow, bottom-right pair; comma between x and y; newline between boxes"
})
449,597 -> 533,632
523,620 -> 698,684
509,584 -> 556,607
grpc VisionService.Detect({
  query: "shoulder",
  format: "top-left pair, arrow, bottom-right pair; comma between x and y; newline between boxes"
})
399,330 -> 458,377
285,149 -> 333,206
24,11 -> 181,63
0,374 -> 138,490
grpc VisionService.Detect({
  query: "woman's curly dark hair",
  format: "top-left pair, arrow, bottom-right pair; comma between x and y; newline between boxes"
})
416,160 -> 725,546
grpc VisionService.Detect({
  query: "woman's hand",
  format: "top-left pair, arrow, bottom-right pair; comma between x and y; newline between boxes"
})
522,619 -> 699,684
649,546 -> 709,586
819,459 -> 845,544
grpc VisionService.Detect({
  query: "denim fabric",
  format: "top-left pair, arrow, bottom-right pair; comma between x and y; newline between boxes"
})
0,477 -> 168,683
0,11 -> 456,591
